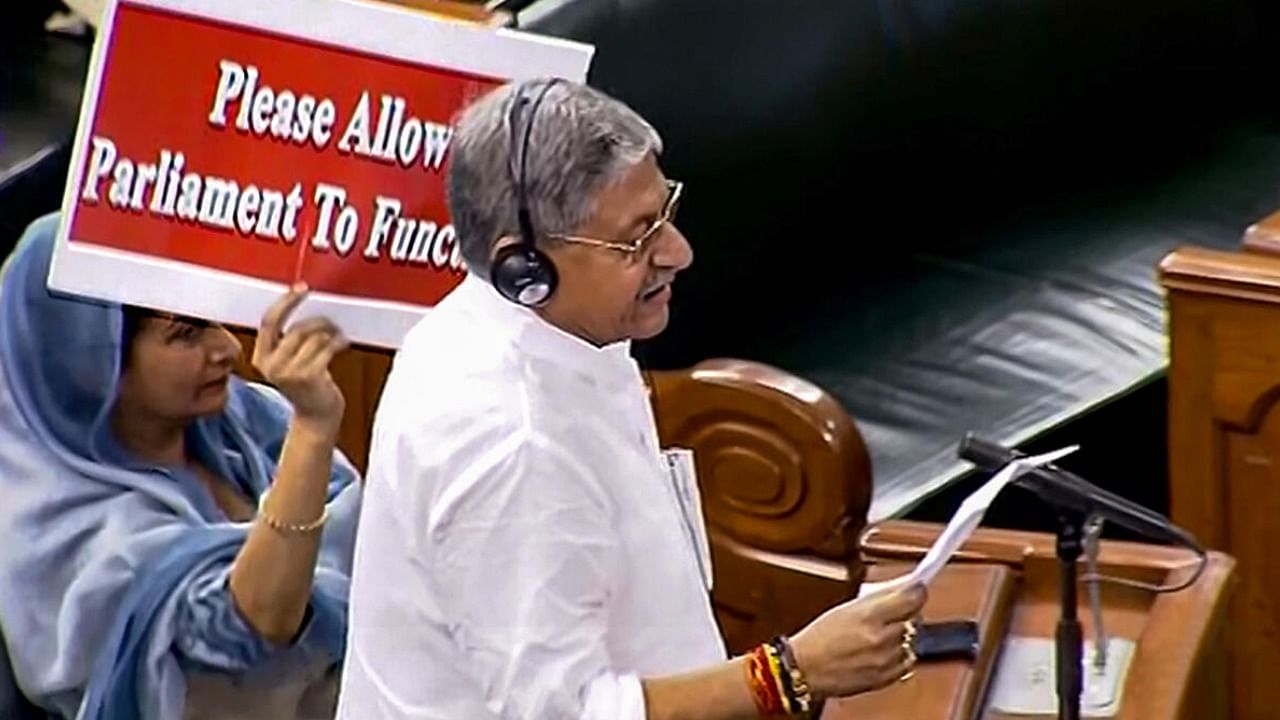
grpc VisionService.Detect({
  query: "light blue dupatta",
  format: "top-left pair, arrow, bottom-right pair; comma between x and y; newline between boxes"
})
0,213 -> 361,719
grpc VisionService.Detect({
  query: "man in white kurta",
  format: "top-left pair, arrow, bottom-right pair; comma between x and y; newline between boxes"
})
339,80 -> 924,720
338,273 -> 724,718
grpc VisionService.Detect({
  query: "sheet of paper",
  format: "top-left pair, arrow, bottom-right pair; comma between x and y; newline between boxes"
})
858,445 -> 1079,598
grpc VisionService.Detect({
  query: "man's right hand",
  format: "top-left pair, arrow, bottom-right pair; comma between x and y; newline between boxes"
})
787,583 -> 928,700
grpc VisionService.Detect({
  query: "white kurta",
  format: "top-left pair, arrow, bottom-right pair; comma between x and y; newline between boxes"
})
337,275 -> 726,720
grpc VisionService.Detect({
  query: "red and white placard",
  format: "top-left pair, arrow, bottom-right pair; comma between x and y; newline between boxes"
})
51,0 -> 593,347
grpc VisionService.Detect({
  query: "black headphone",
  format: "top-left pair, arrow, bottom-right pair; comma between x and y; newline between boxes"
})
490,79 -> 564,307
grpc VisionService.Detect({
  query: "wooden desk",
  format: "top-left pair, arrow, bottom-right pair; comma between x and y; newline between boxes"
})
838,521 -> 1234,720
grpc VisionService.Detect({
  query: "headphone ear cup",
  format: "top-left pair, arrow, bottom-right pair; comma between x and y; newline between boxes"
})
490,244 -> 559,307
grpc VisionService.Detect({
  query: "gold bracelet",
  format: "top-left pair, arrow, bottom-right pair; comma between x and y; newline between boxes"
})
771,636 -> 816,717
256,489 -> 328,534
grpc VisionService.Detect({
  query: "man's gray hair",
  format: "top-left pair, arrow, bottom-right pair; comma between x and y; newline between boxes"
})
447,80 -> 663,276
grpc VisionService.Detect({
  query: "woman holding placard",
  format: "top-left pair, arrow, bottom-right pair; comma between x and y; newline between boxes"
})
0,213 -> 361,720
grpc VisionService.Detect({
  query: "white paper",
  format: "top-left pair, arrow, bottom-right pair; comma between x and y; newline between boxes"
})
858,445 -> 1079,598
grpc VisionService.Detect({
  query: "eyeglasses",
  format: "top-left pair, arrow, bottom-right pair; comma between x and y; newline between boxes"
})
548,180 -> 683,255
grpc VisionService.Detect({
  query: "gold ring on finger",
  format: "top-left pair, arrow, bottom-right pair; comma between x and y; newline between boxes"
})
898,669 -> 915,683
902,644 -> 917,667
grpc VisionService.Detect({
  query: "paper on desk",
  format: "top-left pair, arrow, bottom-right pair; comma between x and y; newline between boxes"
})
858,445 -> 1079,598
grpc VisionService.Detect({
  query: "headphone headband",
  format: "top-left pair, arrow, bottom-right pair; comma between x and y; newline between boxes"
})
491,79 -> 565,307
509,78 -> 564,248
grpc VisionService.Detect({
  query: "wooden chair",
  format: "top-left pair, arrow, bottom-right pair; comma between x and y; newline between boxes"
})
647,359 -> 870,653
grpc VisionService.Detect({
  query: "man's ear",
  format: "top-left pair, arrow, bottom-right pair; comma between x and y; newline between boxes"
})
489,235 -> 521,266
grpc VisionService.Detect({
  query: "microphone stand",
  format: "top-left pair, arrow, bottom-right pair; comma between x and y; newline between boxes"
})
958,433 -> 1207,719
1055,511 -> 1085,720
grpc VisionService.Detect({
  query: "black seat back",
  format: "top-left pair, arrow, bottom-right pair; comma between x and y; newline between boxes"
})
524,0 -> 1267,367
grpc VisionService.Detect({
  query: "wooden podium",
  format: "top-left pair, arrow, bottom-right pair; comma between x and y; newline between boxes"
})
843,523 -> 1231,719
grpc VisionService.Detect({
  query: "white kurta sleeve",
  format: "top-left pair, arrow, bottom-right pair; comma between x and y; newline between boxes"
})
427,430 -> 646,720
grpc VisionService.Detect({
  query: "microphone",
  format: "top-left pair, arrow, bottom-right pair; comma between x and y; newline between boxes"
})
958,433 -> 1202,551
